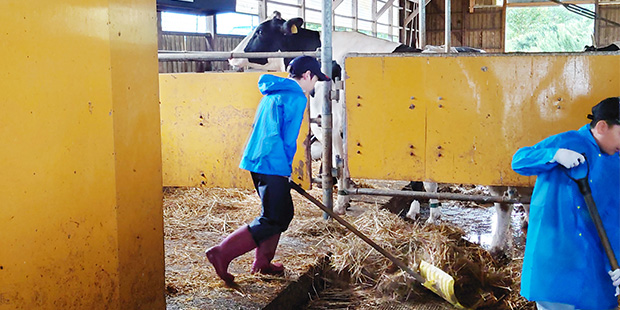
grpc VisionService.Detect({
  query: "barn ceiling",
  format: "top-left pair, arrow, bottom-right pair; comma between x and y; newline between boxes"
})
157,0 -> 236,15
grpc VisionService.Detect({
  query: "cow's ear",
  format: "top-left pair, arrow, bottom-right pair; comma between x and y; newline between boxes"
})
283,18 -> 303,35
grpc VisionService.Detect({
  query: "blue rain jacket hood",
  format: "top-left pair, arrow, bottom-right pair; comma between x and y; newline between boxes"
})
512,125 -> 620,310
239,74 -> 307,177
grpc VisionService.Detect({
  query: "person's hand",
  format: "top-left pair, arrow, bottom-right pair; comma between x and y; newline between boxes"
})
608,269 -> 620,296
608,269 -> 620,286
551,149 -> 585,169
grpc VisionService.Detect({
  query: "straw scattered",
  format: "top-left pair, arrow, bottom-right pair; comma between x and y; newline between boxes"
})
164,184 -> 535,309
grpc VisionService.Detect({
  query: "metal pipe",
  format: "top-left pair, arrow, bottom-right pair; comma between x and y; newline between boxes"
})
548,0 -> 620,28
158,50 -> 321,61
444,0 -> 451,53
419,0 -> 426,49
321,0 -> 334,219
349,187 -> 531,204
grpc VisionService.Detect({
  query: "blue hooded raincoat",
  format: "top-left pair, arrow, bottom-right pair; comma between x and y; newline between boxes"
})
239,74 -> 307,177
512,125 -> 620,310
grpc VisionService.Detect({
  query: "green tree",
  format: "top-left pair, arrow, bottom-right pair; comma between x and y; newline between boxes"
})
506,5 -> 594,52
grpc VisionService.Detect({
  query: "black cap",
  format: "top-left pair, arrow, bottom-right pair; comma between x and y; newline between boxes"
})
588,97 -> 620,125
287,56 -> 330,81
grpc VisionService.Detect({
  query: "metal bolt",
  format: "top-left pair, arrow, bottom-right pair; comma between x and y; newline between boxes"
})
438,104 -> 443,108
357,103 -> 361,107
410,96 -> 415,100
438,97 -> 443,100
437,146 -> 442,149
409,104 -> 415,109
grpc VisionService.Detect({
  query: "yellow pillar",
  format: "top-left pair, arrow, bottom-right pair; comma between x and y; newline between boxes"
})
0,1 -> 164,309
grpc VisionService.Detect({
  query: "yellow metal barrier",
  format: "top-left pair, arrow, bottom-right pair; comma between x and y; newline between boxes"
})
159,72 -> 311,189
0,1 -> 164,309
345,54 -> 620,186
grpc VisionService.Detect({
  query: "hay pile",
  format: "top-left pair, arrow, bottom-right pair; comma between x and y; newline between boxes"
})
163,186 -> 335,309
164,185 -> 535,310
321,205 -> 535,310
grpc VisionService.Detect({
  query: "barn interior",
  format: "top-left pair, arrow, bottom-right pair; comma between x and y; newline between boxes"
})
1,0 -> 619,310
156,1 -> 619,308
157,0 -> 620,72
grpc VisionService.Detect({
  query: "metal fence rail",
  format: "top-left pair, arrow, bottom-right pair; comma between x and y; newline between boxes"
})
158,50 -> 322,61
350,188 -> 531,204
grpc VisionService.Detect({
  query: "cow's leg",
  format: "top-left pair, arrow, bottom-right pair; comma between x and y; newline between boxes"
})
489,186 -> 514,258
334,172 -> 350,215
333,95 -> 351,215
423,182 -> 441,224
521,202 -> 530,236
517,187 -> 532,237
406,200 -> 421,220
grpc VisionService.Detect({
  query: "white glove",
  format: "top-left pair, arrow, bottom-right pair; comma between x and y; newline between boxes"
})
608,269 -> 620,286
551,149 -> 585,169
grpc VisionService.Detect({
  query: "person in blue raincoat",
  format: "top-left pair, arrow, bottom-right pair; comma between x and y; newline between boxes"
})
205,56 -> 329,285
512,97 -> 620,310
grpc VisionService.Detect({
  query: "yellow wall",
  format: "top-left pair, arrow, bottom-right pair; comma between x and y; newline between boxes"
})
345,53 -> 620,186
159,72 -> 311,189
0,1 -> 164,309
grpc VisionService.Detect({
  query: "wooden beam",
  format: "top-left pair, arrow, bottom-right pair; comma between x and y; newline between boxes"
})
594,0 -> 600,46
404,0 -> 432,26
333,0 -> 345,10
502,0 -> 507,52
353,0 -> 359,31
377,0 -> 395,18
372,0 -> 377,36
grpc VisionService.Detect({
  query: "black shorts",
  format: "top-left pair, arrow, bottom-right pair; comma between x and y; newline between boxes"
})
247,172 -> 294,244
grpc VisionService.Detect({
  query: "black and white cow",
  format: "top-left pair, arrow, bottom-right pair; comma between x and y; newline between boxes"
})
229,14 -> 526,256
584,41 -> 620,52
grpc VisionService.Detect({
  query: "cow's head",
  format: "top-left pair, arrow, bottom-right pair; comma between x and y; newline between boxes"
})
244,13 -> 320,66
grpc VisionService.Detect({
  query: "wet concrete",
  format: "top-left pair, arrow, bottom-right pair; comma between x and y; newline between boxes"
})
440,202 -> 527,254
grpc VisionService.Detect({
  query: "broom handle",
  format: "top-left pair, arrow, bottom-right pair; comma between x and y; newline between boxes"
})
289,181 -> 426,283
577,179 -> 620,270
